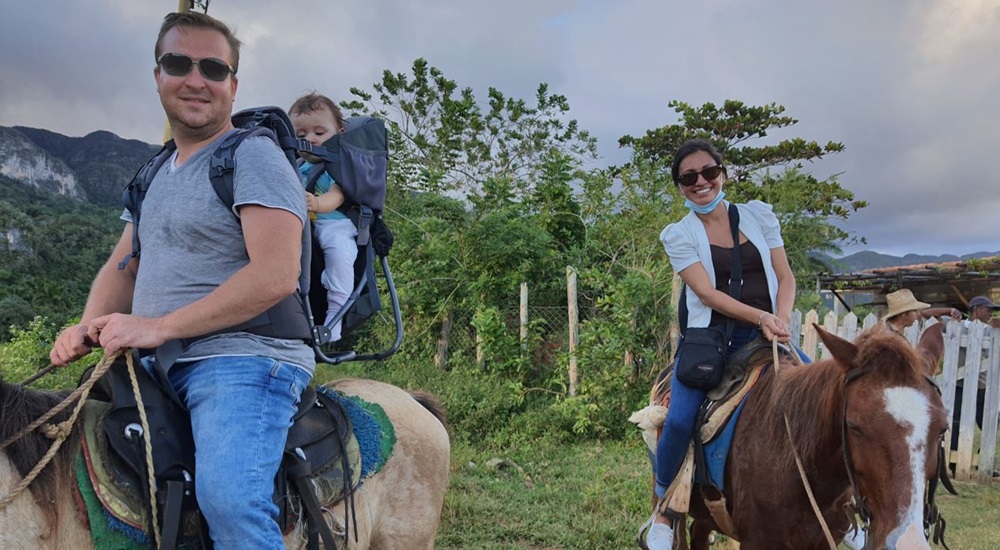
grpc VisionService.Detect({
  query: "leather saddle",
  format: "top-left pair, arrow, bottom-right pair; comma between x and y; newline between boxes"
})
79,355 -> 359,550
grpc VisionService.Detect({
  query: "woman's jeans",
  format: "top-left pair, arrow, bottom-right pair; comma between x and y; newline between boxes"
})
145,355 -> 313,550
653,326 -> 759,497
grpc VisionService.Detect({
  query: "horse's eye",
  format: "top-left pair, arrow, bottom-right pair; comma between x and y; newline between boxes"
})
938,428 -> 948,441
847,422 -> 864,436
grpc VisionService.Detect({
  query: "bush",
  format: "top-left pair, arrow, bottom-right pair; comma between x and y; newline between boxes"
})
0,317 -> 98,390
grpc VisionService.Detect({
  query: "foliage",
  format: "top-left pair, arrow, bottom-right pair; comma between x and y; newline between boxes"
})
618,99 -> 868,285
0,177 -> 121,339
2,67 -> 873,452
965,255 -> 1000,273
0,316 -> 98,390
342,58 -> 598,200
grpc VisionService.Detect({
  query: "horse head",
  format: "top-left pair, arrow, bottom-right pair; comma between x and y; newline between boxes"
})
818,326 -> 948,550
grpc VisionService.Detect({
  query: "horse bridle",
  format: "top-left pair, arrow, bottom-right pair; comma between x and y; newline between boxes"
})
840,368 -> 953,550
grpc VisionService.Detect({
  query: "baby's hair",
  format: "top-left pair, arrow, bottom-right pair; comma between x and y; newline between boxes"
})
289,91 -> 346,131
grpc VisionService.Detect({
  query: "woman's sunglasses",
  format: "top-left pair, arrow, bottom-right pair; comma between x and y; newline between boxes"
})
157,53 -> 235,82
676,165 -> 725,187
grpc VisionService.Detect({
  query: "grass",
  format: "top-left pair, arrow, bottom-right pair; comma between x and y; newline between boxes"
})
436,439 -> 1000,549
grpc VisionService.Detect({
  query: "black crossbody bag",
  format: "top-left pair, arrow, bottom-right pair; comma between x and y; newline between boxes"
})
674,204 -> 742,390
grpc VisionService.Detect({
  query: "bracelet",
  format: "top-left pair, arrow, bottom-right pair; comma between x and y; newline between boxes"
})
758,311 -> 770,328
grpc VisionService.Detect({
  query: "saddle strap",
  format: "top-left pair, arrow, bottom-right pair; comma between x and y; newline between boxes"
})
287,460 -> 340,550
161,480 -> 184,550
701,492 -> 738,539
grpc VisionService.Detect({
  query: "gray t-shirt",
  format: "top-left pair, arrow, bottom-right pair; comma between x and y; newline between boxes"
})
123,132 -> 314,372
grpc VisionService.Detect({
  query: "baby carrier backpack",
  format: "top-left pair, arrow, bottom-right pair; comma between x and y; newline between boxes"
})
120,106 -> 402,366
301,116 -> 401,363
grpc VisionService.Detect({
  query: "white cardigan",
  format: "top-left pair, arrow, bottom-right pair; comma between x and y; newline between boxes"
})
659,201 -> 784,329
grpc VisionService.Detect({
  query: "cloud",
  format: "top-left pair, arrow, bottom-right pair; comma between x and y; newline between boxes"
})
1,0 -> 997,257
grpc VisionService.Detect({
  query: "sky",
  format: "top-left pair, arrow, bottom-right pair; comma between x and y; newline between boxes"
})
1,0 -> 997,258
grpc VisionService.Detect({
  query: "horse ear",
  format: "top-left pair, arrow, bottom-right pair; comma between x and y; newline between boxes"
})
916,323 -> 945,376
815,323 -> 858,370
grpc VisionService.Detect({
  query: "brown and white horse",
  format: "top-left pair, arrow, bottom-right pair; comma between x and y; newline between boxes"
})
0,377 -> 451,549
659,326 -> 950,550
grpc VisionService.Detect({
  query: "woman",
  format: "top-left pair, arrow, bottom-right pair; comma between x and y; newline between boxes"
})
642,139 -> 795,550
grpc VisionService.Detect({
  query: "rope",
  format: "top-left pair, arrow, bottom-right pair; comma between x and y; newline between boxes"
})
0,350 -> 122,510
772,339 -> 838,550
124,352 -> 161,549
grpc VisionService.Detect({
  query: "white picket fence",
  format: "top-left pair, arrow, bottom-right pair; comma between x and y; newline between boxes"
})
789,310 -> 1000,484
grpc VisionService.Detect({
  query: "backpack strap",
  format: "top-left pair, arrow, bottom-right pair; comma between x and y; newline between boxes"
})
202,124 -> 313,341
122,115 -> 317,372
208,125 -> 279,210
303,162 -> 327,195
118,141 -> 176,270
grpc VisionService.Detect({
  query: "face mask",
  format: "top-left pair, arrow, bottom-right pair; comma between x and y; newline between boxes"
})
684,190 -> 726,214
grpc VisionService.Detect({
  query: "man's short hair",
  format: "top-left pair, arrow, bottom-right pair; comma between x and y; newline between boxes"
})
154,12 -> 242,73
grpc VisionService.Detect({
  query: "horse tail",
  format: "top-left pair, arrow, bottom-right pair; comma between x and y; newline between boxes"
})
410,391 -> 449,430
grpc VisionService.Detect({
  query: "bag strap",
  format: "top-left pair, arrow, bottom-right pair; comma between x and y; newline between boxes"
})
724,203 -> 742,345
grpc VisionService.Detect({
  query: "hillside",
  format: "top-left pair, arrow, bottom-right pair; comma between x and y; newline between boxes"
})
817,249 -> 1000,273
12,126 -> 160,206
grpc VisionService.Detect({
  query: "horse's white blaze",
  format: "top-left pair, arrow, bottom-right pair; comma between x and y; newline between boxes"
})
883,386 -> 932,549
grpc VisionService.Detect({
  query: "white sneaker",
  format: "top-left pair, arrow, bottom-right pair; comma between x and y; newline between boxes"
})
645,523 -> 674,550
842,527 -> 866,550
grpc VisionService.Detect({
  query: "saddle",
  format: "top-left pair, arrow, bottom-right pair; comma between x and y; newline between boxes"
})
78,356 -> 360,550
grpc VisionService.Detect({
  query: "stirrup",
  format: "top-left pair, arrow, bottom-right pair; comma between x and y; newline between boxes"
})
636,512 -> 655,550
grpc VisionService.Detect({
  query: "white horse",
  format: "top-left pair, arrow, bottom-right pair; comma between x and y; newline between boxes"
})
0,377 -> 450,549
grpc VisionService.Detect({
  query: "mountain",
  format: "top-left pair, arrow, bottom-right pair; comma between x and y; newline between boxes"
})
11,126 -> 160,206
817,249 -> 1000,273
0,126 -> 83,200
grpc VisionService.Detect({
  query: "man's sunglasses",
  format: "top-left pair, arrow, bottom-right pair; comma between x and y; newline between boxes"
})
157,53 -> 235,82
676,165 -> 725,187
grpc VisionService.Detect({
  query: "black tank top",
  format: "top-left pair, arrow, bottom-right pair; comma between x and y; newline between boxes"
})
709,241 -> 772,327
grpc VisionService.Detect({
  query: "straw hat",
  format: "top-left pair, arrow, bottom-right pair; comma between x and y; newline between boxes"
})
883,289 -> 930,320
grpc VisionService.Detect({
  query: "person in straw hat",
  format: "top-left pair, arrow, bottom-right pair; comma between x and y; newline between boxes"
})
882,288 -> 960,332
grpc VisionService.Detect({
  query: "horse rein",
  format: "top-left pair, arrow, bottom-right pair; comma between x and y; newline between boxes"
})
771,340 -> 839,550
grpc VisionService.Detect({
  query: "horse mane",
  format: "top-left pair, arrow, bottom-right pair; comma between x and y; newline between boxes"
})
746,329 -> 927,476
747,353 -> 847,475
0,377 -> 81,528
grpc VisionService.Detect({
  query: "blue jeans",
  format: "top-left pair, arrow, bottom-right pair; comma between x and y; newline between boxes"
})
147,355 -> 312,549
654,326 -> 759,497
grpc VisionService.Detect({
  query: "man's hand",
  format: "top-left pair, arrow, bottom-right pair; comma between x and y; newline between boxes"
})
50,323 -> 96,367
89,313 -> 170,355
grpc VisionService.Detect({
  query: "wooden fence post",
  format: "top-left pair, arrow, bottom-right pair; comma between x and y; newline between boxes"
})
956,325 -> 987,480
434,311 -> 452,369
789,310 -> 803,350
520,282 -> 528,354
861,313 -> 878,331
940,319 -> 962,468
841,312 -> 858,343
979,327 -> 1000,483
802,310 -> 819,359
567,266 -> 579,397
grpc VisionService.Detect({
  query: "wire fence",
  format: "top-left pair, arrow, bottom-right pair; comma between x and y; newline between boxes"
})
429,305 -> 602,371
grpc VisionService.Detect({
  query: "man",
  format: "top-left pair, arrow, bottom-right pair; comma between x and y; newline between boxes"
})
951,295 -> 1000,459
881,288 -> 960,333
50,12 -> 312,549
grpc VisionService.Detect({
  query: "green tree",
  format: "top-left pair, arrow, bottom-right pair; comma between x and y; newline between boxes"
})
342,58 -> 598,202
619,99 -> 867,280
